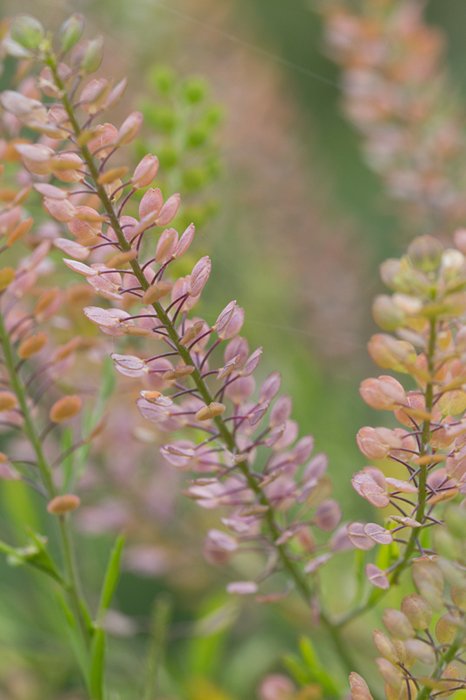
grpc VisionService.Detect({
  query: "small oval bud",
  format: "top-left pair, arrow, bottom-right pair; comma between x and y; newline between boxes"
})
372,295 -> 405,330
80,36 -> 104,74
0,391 -> 17,411
18,332 -> 47,359
407,235 -> 443,272
349,673 -> 374,700
400,594 -> 432,630
133,154 -> 159,188
49,395 -> 83,423
60,14 -> 85,52
382,608 -> 415,640
47,494 -> 81,515
195,402 -> 226,421
11,14 -> 44,50
372,629 -> 399,665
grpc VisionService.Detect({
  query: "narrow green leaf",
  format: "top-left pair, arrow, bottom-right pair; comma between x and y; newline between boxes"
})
98,534 -> 125,620
89,626 -> 106,700
55,589 -> 90,685
282,654 -> 310,685
143,594 -> 172,700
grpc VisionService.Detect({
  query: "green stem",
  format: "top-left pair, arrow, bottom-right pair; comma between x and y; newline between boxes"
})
51,56 -> 357,682
0,304 -> 91,650
415,626 -> 465,700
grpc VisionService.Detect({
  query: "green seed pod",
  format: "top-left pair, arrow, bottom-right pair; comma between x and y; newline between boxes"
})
372,295 -> 406,331
400,594 -> 432,630
59,14 -> 84,52
382,608 -> 415,640
80,36 -> 103,74
407,235 -> 443,272
10,14 -> 44,50
372,629 -> 399,665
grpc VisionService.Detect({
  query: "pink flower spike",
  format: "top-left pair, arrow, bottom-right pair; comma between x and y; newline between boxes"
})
53,238 -> 90,261
175,223 -> 195,258
155,228 -> 178,264
139,188 -> 164,221
156,193 -> 180,226
133,154 -> 159,189
44,198 -> 77,223
190,256 -> 211,297
226,581 -> 258,595
118,111 -> 143,145
63,258 -> 97,277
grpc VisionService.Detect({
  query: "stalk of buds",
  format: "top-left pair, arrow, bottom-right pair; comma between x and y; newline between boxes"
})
321,0 -> 466,233
349,233 -> 466,700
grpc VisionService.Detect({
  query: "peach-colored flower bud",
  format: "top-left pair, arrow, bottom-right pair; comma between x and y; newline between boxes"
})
258,675 -> 295,700
175,223 -> 195,258
142,281 -> 172,304
372,295 -> 405,330
190,256 -> 211,297
155,228 -> 178,264
7,217 -> 33,247
67,205 -> 103,239
139,187 -> 164,221
162,366 -> 195,380
53,238 -> 90,261
224,336 -> 249,366
259,372 -> 281,403
47,494 -> 81,515
0,207 -> 21,237
34,287 -> 61,318
97,167 -> 128,186
0,90 -> 47,123
15,143 -> 54,175
171,276 -> 199,312
18,332 -> 47,359
349,673 -> 374,700
195,402 -> 226,421
359,375 -> 406,410
88,123 -> 119,159
51,152 -> 84,182
80,78 -> 109,115
0,392 -> 17,411
0,267 -> 16,291
105,78 -> 127,110
376,658 -> 402,690
39,64 -> 72,98
133,154 -> 159,189
79,36 -> 104,74
356,426 -> 390,460
373,629 -> 399,665
215,302 -> 244,341
43,197 -> 77,223
157,193 -> 180,226
401,593 -> 432,630
118,111 -> 143,145
368,334 -> 416,372
49,395 -> 83,423
242,347 -> 262,377
382,609 -> 415,640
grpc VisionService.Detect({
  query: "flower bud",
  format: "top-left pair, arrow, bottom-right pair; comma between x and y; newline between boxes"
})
359,376 -> 406,410
258,675 -> 295,700
68,205 -> 103,239
217,304 -> 244,341
133,154 -> 159,189
43,197 -> 77,223
190,256 -> 211,296
314,499 -> 341,531
407,235 -> 443,272
203,529 -> 237,565
401,594 -> 432,630
195,402 -> 226,421
139,187 -> 163,220
375,658 -> 403,690
259,372 -> 281,403
118,111 -> 143,145
382,608 -> 415,640
18,333 -> 48,359
60,14 -> 85,52
11,14 -> 44,50
106,78 -> 127,109
0,392 -> 17,411
50,395 -> 83,423
356,426 -> 390,460
15,143 -> 54,175
51,152 -> 84,182
88,123 -> 119,159
379,258 -> 410,292
155,228 -> 178,264
349,673 -> 374,700
435,612 -> 460,645
156,193 -> 180,226
372,629 -> 399,665
47,494 -> 80,515
372,295 -> 405,330
367,334 -> 416,373
80,78 -> 109,115
80,36 -> 104,74
403,639 -> 435,666
175,223 -> 195,258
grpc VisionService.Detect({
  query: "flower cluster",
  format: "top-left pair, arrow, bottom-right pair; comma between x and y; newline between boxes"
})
321,0 -> 466,232
350,233 -> 466,698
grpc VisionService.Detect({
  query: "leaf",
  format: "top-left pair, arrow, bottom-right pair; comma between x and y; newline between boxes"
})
54,589 -> 90,685
97,534 -> 125,620
89,626 -> 106,700
143,594 -> 172,700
